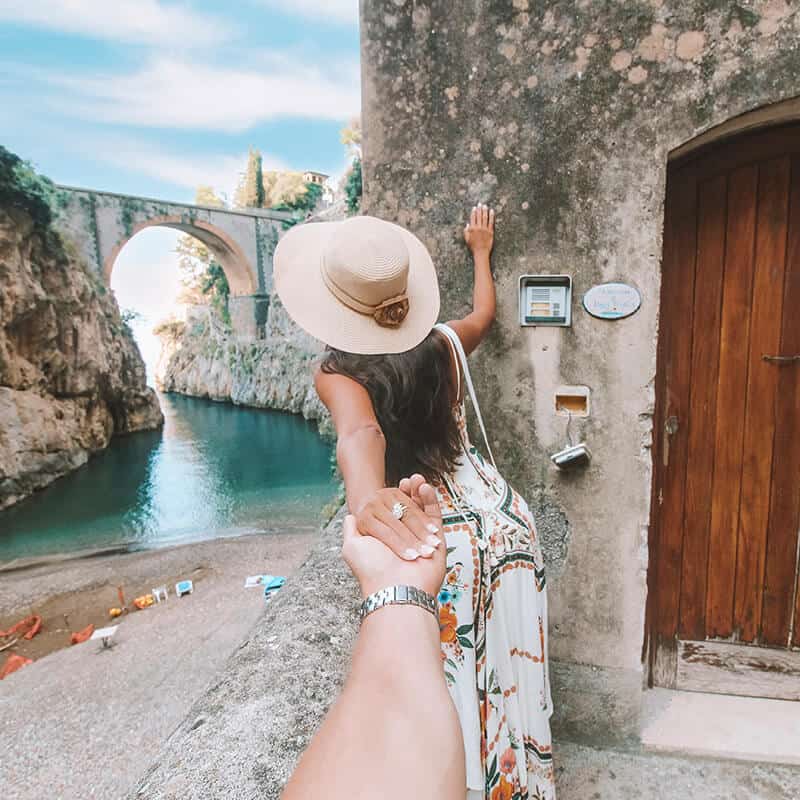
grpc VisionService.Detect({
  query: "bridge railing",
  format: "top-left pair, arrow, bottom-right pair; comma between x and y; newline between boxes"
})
55,184 -> 295,223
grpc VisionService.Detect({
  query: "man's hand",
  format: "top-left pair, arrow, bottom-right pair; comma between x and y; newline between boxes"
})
344,482 -> 445,598
463,203 -> 495,257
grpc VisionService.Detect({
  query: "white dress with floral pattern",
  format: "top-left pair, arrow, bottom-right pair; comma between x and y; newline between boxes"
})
434,326 -> 555,800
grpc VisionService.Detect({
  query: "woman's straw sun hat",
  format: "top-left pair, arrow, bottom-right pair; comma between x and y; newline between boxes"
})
273,215 -> 440,354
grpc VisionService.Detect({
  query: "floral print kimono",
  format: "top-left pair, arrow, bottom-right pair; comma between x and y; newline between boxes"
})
433,324 -> 555,800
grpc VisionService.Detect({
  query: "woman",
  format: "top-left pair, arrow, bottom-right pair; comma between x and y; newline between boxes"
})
274,205 -> 555,800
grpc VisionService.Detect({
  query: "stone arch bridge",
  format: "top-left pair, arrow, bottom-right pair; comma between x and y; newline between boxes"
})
53,185 -> 293,338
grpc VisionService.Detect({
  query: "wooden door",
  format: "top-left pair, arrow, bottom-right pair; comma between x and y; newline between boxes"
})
648,123 -> 800,700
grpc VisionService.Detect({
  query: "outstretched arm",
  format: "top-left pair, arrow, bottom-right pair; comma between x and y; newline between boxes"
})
447,203 -> 496,355
282,486 -> 465,800
315,370 -> 442,560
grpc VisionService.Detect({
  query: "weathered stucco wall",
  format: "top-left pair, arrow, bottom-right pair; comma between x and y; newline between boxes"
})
361,0 -> 800,718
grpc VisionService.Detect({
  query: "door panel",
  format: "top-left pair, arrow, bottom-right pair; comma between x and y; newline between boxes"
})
649,124 -> 800,698
733,157 -> 790,643
705,164 -> 758,640
678,174 -> 727,641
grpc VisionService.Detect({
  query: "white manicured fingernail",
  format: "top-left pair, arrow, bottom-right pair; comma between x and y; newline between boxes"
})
404,548 -> 420,560
426,535 -> 441,548
426,523 -> 439,534
419,544 -> 435,556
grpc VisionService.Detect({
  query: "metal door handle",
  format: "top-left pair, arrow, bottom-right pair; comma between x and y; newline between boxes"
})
762,354 -> 800,364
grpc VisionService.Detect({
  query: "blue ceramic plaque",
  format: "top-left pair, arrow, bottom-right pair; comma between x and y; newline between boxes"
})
583,282 -> 641,320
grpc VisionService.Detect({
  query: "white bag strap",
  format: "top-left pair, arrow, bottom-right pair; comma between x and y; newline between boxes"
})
434,323 -> 497,469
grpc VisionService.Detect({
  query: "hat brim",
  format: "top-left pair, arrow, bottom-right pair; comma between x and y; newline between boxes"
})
273,218 -> 440,355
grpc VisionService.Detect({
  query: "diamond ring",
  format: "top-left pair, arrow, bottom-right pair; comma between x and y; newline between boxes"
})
391,501 -> 407,520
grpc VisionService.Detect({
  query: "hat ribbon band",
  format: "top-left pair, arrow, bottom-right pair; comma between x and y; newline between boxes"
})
320,258 -> 408,316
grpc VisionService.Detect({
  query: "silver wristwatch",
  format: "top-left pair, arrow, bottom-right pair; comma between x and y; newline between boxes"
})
359,585 -> 438,622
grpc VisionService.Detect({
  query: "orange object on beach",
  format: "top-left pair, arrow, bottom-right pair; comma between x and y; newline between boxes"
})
70,624 -> 94,645
133,594 -> 154,610
0,653 -> 33,679
0,615 -> 42,641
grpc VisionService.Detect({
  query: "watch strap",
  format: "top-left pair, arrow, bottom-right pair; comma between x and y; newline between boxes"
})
359,585 -> 438,622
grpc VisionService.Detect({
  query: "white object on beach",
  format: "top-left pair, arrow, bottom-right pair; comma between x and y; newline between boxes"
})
152,586 -> 168,603
91,625 -> 119,649
175,580 -> 193,597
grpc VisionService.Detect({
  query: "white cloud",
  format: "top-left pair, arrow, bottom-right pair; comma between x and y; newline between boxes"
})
258,0 -> 358,25
0,0 -> 233,47
47,57 -> 361,133
81,137 -> 287,198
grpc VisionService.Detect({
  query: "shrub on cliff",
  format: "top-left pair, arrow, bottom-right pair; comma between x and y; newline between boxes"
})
0,145 -> 64,231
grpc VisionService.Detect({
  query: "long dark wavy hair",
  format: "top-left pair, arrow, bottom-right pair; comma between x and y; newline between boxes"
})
320,329 -> 463,486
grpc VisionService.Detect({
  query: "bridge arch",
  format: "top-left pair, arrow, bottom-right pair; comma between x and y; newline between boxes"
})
104,215 -> 257,296
52,186 -> 292,339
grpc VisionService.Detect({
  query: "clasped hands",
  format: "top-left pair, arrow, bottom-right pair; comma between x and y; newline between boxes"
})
343,475 -> 446,599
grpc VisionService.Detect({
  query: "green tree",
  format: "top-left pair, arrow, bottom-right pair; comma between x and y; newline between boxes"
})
120,308 -> 143,337
344,158 -> 362,215
263,170 -> 311,208
0,145 -> 64,230
234,147 -> 265,209
195,184 -> 225,208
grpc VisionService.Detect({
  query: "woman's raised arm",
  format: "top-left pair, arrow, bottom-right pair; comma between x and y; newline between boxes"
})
447,204 -> 496,355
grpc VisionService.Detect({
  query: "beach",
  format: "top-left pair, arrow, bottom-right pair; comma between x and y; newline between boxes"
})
0,530 -> 317,800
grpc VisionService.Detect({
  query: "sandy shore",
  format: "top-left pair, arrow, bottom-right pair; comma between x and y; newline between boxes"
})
0,531 -> 317,800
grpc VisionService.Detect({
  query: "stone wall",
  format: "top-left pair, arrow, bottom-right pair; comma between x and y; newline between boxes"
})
361,0 -> 800,736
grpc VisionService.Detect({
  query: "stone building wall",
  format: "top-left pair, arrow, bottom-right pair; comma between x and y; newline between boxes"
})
361,0 -> 800,737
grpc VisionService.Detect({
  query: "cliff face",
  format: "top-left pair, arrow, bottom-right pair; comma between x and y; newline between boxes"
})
156,297 -> 329,431
0,205 -> 163,509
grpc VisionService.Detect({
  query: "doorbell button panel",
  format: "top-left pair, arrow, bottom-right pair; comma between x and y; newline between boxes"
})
519,275 -> 572,327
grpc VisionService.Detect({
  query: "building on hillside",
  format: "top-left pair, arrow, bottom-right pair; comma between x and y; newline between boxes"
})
302,170 -> 329,187
359,0 -> 800,763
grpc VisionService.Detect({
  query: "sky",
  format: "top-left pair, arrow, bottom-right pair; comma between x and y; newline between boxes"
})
0,0 -> 361,381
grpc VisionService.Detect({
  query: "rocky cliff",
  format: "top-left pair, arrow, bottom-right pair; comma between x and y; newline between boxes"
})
0,153 -> 163,509
156,297 -> 329,431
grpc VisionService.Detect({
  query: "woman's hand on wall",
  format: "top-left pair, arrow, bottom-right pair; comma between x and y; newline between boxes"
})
448,204 -> 497,355
354,482 -> 442,561
463,203 -> 495,256
344,481 -> 445,598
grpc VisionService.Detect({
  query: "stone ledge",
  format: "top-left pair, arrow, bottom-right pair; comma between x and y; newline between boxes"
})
130,509 -> 357,800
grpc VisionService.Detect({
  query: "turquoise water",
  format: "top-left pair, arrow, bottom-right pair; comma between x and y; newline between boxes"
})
0,394 -> 337,564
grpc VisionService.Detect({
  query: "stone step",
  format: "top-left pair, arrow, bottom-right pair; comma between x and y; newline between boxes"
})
641,688 -> 800,766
